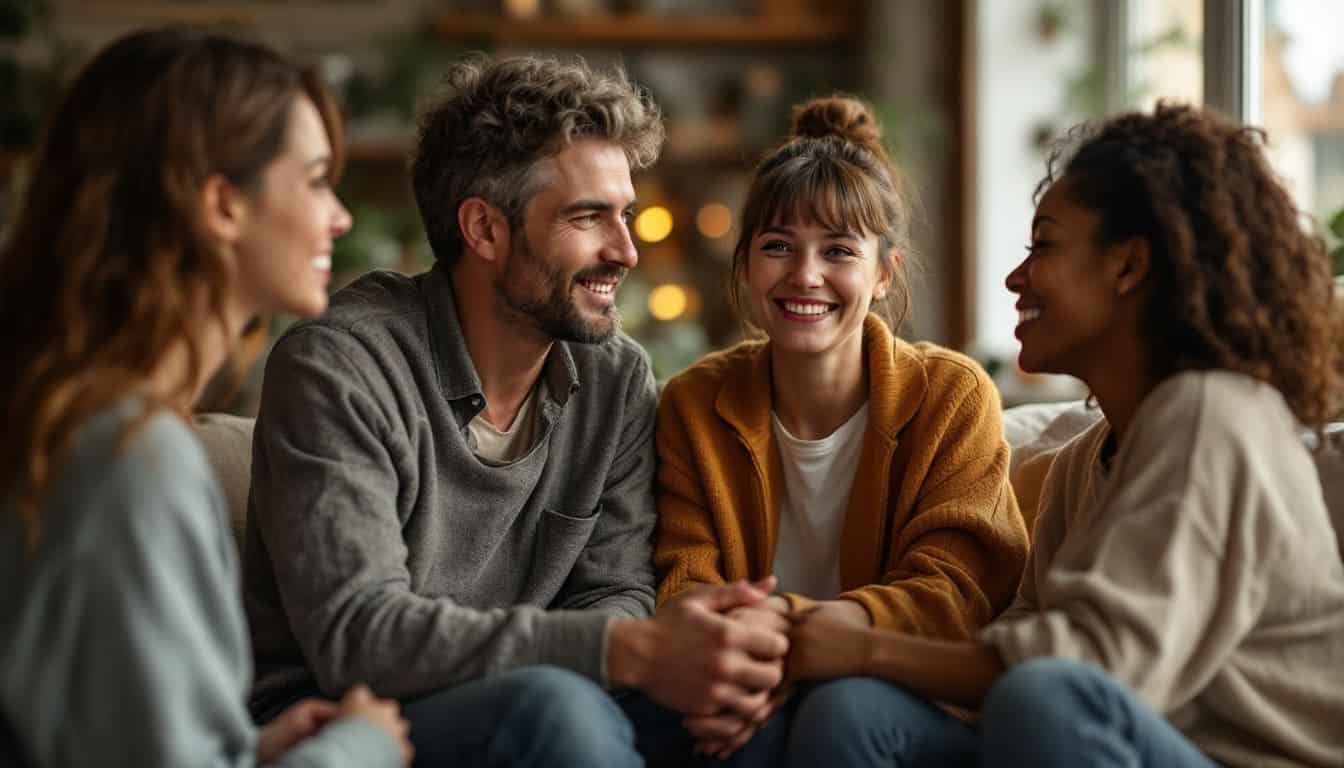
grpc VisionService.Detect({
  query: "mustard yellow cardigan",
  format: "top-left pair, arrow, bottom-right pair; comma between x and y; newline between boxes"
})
654,315 -> 1029,638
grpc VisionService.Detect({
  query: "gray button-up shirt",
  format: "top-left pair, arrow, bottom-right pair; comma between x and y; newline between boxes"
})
244,264 -> 657,710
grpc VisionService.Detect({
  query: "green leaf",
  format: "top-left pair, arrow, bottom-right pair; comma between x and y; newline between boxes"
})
1329,207 -> 1344,240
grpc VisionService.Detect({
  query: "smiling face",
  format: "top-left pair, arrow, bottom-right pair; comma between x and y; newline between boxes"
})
1006,178 -> 1135,378
497,138 -> 638,343
744,217 -> 889,363
232,95 -> 351,319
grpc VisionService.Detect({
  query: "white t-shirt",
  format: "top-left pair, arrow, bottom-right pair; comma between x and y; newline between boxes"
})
468,382 -> 546,466
770,403 -> 869,598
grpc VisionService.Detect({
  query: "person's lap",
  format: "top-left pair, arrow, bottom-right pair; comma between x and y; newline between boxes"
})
621,678 -> 976,768
980,658 -> 1217,768
261,665 -> 640,768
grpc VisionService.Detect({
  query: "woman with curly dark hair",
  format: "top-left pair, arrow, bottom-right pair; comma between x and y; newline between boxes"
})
0,27 -> 411,766
781,103 -> 1344,767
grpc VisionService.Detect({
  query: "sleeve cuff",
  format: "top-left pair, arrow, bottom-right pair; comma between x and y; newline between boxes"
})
534,610 -> 614,686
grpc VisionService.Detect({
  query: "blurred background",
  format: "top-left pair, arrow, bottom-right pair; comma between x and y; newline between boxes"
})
2,0 -> 1341,413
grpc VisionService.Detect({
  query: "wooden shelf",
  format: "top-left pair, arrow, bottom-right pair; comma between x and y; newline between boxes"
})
345,137 -> 758,173
431,12 -> 858,48
346,139 -> 413,165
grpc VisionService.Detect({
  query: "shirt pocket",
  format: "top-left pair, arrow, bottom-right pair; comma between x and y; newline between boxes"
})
526,505 -> 605,599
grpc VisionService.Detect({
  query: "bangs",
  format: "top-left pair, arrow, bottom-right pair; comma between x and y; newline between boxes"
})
740,155 -> 890,242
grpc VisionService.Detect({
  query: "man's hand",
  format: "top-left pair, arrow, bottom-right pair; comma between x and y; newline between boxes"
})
681,594 -> 792,757
786,606 -> 876,683
685,685 -> 793,760
609,578 -> 789,716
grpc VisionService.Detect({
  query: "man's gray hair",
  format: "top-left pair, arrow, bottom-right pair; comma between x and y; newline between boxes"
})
412,54 -> 665,266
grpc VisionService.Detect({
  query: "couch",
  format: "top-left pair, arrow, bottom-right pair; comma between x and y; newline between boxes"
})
195,403 -> 1344,559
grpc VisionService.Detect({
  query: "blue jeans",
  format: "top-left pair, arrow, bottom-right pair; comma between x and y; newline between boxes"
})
785,677 -> 978,768
624,678 -> 976,768
400,666 -> 640,767
980,658 -> 1217,768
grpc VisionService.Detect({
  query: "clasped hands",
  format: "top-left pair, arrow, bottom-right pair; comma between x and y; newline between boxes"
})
646,577 -> 874,760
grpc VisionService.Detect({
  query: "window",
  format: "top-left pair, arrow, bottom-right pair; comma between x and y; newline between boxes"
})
1261,0 -> 1344,228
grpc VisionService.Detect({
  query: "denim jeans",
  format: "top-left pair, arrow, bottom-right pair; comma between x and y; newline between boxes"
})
398,665 -> 640,768
784,677 -> 979,768
620,678 -> 977,768
980,657 -> 1217,768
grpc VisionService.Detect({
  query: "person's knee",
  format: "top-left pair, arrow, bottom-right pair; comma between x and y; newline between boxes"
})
790,677 -> 909,759
795,677 -> 894,732
502,666 -> 632,741
984,657 -> 1100,724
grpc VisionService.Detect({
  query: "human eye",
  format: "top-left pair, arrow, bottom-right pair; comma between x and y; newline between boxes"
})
309,175 -> 333,190
1025,238 -> 1052,255
758,239 -> 791,254
826,245 -> 857,259
621,208 -> 636,224
571,212 -> 601,227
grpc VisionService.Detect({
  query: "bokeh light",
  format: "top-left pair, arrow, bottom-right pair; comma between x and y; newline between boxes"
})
648,283 -> 689,321
634,206 -> 674,243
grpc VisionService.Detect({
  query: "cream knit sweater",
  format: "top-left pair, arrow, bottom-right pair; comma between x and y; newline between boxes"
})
982,370 -> 1344,767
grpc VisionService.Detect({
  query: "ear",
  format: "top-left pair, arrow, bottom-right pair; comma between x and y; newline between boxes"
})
1110,237 -> 1151,297
873,248 -> 899,301
458,197 -> 511,263
199,174 -> 249,245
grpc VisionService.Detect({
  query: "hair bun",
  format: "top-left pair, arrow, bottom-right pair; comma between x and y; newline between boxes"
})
789,96 -> 884,154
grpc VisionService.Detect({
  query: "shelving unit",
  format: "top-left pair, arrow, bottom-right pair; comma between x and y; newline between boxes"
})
430,11 -> 858,48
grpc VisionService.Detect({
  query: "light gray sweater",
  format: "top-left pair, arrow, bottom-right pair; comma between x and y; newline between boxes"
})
982,371 -> 1344,767
0,400 -> 399,767
245,265 -> 658,713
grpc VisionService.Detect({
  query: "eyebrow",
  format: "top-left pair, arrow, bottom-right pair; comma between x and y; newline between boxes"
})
758,225 -> 861,240
558,199 -> 638,216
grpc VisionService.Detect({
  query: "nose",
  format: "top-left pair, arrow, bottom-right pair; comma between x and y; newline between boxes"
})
331,195 -> 353,238
1005,255 -> 1027,295
788,252 -> 824,288
603,216 -> 639,269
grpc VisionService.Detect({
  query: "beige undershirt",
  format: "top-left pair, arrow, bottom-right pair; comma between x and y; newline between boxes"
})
468,381 -> 547,466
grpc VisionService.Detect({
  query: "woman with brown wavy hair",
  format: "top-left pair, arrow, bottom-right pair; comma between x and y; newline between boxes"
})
650,95 -> 1028,765
0,28 -> 411,766
783,103 -> 1344,767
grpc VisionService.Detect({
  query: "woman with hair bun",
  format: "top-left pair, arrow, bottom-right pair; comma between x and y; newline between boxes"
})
781,103 -> 1344,767
0,27 -> 411,766
651,95 -> 1029,764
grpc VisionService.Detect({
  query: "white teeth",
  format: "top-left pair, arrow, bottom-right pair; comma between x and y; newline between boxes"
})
312,255 -> 331,270
782,301 -> 834,316
581,280 -> 615,295
1018,308 -> 1041,323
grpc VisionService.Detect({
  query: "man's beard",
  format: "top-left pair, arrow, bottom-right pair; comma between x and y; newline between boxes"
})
498,233 -> 624,344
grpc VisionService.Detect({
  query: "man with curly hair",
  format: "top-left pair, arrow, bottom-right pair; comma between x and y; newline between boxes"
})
243,55 -> 787,765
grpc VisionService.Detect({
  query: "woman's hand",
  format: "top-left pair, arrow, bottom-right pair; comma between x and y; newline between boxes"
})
336,685 -> 414,766
785,605 -> 877,682
257,698 -> 340,762
258,685 -> 414,765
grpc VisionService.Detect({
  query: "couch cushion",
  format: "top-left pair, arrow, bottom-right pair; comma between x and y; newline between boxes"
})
1002,401 -> 1102,532
193,413 -> 255,551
